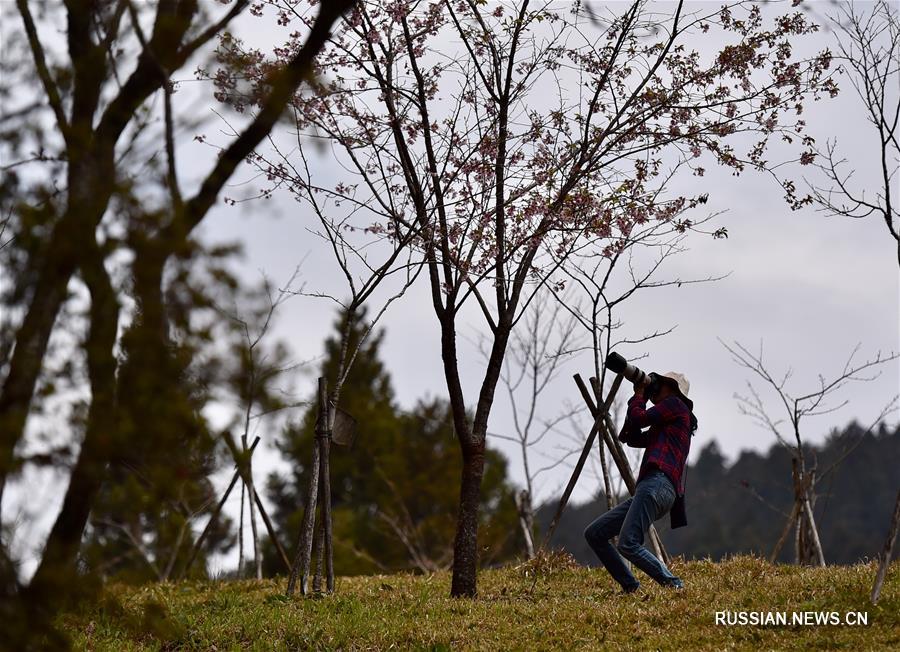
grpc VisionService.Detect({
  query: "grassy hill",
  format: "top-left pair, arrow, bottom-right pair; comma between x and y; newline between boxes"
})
57,555 -> 899,650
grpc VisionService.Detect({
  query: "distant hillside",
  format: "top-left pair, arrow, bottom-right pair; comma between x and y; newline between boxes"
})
539,422 -> 899,565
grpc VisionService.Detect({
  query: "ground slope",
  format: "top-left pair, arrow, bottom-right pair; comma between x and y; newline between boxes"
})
58,555 -> 899,650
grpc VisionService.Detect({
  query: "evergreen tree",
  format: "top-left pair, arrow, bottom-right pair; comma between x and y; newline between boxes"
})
267,308 -> 521,575
79,242 -> 246,582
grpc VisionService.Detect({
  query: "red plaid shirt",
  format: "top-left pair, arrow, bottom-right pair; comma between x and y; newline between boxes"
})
620,393 -> 692,496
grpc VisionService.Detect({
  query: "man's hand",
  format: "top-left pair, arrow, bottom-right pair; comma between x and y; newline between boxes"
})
632,382 -> 644,398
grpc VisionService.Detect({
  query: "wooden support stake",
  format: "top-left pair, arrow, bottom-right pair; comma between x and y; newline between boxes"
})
252,482 -> 292,573
515,490 -> 536,560
543,374 -> 623,547
221,431 -> 292,572
312,509 -> 325,592
583,377 -> 633,492
322,399 -> 335,593
181,436 -> 260,578
770,502 -> 800,563
801,478 -> 825,567
286,378 -> 326,596
587,376 -> 669,564
871,488 -> 900,604
543,421 -> 602,546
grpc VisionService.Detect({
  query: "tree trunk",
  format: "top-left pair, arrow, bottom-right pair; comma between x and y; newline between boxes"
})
0,0 -> 357,507
450,439 -> 486,597
24,246 -> 119,613
0,125 -> 121,503
0,208 -> 95,505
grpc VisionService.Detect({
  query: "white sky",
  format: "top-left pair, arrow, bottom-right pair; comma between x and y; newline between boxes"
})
2,0 -> 898,578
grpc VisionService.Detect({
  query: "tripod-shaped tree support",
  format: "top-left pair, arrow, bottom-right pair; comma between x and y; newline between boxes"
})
286,377 -> 335,595
770,456 -> 825,566
180,434 -> 292,579
544,372 -> 669,565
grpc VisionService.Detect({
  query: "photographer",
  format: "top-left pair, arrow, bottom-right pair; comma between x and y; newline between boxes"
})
583,371 -> 697,593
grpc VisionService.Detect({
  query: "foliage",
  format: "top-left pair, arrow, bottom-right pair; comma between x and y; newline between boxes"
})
55,556 -> 900,650
268,308 -> 522,575
77,247 -> 269,584
0,0 -> 355,640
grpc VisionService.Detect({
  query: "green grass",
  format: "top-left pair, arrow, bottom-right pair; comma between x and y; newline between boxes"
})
58,555 -> 899,651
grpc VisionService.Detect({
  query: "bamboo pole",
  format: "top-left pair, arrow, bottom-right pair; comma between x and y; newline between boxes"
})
221,430 -> 292,572
286,378 -> 326,596
181,436 -> 260,578
542,374 -> 623,546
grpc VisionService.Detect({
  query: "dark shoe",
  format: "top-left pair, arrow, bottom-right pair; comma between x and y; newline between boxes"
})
622,582 -> 641,594
664,579 -> 684,590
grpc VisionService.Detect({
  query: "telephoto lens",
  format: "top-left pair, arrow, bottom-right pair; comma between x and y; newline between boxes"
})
604,352 -> 650,387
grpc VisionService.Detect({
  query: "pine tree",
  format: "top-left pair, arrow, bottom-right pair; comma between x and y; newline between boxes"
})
267,308 -> 521,575
79,242 -> 244,582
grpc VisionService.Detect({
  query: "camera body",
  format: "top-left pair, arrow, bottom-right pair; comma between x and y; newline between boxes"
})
605,352 -> 664,402
644,374 -> 664,403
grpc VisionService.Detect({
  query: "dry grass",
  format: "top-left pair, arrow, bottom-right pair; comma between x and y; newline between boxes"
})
58,555 -> 899,651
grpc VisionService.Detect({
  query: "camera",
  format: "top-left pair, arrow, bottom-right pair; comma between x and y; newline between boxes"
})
605,352 -> 663,401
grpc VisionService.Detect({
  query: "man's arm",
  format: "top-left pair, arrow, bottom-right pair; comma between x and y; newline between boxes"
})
626,391 -> 677,429
619,419 -> 652,447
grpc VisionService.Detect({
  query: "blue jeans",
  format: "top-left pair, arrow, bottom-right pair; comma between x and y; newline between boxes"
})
584,469 -> 681,590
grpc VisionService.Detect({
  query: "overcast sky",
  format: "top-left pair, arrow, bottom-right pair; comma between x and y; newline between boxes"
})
4,1 -> 898,578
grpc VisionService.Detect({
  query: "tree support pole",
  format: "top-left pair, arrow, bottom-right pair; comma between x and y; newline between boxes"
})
286,378 -> 325,596
222,432 -> 291,572
286,377 -> 335,595
544,372 -> 669,566
543,373 -> 623,546
578,374 -> 669,565
181,436 -> 260,578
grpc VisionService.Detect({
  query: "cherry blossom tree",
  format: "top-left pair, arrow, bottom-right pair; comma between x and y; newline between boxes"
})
216,0 -> 836,596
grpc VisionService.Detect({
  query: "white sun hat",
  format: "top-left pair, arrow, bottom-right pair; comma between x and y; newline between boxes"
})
659,371 -> 692,410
